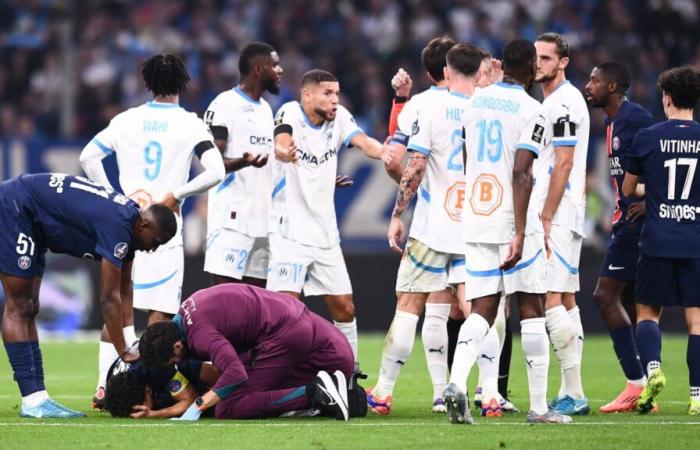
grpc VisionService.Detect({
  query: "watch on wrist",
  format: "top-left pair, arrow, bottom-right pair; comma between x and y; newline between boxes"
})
195,396 -> 204,410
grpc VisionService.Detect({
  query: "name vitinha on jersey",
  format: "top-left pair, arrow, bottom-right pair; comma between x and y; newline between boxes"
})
660,139 -> 700,153
297,147 -> 337,166
143,120 -> 169,133
471,96 -> 520,114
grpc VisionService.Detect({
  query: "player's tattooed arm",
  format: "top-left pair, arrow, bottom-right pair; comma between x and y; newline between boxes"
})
387,153 -> 426,253
392,154 -> 427,218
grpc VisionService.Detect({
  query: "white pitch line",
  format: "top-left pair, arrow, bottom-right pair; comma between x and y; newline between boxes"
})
0,421 -> 698,428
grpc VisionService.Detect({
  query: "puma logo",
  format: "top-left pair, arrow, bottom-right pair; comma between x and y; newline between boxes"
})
577,335 -> 584,342
480,354 -> 495,363
525,359 -> 534,368
428,346 -> 444,354
396,360 -> 406,366
457,339 -> 473,346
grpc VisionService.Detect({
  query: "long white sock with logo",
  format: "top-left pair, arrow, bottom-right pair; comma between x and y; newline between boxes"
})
422,303 -> 450,401
449,313 -> 490,394
374,311 -> 419,398
545,305 -> 576,398
334,319 -> 358,361
477,325 -> 501,402
521,318 -> 549,415
566,306 -> 585,399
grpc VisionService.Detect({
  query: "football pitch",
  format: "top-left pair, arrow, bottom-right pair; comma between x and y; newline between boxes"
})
0,335 -> 697,449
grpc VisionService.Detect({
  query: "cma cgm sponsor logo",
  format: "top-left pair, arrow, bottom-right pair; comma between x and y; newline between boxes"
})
18,256 -> 31,270
114,242 -> 129,260
297,147 -> 338,166
249,136 -> 272,146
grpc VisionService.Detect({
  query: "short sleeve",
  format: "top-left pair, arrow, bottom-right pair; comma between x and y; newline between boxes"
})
337,106 -> 363,147
273,103 -> 294,137
406,112 -> 432,156
625,129 -> 651,176
189,115 -> 216,145
549,99 -> 584,148
94,220 -> 134,269
516,106 -> 547,157
204,97 -> 229,129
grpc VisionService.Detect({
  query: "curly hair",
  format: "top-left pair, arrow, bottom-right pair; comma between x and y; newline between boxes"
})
657,65 -> 700,110
139,321 -> 181,368
104,371 -> 147,418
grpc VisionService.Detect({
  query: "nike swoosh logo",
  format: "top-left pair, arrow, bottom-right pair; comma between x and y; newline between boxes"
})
573,404 -> 587,412
608,264 -> 625,270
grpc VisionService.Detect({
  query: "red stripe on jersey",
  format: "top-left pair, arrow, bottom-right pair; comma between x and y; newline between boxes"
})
607,123 -> 622,224
606,123 -> 613,157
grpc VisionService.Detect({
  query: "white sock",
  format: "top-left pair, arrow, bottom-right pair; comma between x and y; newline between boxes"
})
422,303 -> 450,400
97,341 -> 119,389
545,305 -> 576,398
494,296 -> 507,351
123,325 -> 137,346
22,390 -> 49,408
691,386 -> 700,401
521,318 -> 549,415
448,313 -> 490,394
629,377 -> 646,387
647,360 -> 661,375
334,319 -> 358,362
374,311 -> 419,398
564,306 -> 585,399
477,325 -> 501,401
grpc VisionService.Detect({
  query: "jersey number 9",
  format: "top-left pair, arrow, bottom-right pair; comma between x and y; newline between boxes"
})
144,141 -> 163,181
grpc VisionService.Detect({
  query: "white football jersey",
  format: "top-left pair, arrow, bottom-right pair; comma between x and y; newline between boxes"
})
533,80 -> 590,236
406,88 -> 469,254
92,101 -> 214,245
271,101 -> 363,248
462,82 -> 548,244
204,87 -> 274,238
394,86 -> 448,144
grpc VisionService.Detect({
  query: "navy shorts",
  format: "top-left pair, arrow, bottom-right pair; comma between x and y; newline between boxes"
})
600,227 -> 640,282
635,253 -> 700,307
0,179 -> 46,278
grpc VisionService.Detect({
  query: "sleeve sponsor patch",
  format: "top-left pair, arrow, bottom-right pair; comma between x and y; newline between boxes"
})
113,242 -> 129,260
204,110 -> 215,126
531,124 -> 545,143
553,115 -> 575,138
411,119 -> 420,136
274,110 -> 285,127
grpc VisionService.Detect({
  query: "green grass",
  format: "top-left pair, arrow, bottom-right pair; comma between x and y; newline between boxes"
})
0,335 -> 698,449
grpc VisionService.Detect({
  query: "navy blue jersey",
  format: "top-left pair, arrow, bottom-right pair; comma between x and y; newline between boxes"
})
14,173 -> 140,267
605,100 -> 655,230
627,120 -> 700,258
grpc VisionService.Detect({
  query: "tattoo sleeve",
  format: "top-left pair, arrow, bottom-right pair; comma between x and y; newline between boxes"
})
392,153 -> 427,218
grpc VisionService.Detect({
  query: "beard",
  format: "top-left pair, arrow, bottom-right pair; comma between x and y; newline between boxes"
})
315,107 -> 335,122
263,76 -> 280,95
536,70 -> 558,84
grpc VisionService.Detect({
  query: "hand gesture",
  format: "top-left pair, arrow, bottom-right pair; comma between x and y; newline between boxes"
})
391,68 -> 412,97
626,200 -> 645,222
161,192 -> 181,215
500,233 -> 524,271
242,152 -> 269,168
276,139 -> 298,163
387,216 -> 405,254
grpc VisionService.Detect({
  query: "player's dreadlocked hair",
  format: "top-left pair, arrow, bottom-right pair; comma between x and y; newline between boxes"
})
104,372 -> 147,418
141,54 -> 190,97
657,65 -> 700,110
139,321 -> 181,368
596,62 -> 631,95
421,36 -> 456,82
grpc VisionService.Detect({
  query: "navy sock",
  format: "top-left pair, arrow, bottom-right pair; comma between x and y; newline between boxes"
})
30,341 -> 46,391
4,341 -> 40,396
610,325 -> 645,381
688,335 -> 700,388
636,320 -> 662,374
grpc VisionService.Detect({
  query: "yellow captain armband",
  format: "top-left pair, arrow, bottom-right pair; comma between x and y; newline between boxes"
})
167,371 -> 190,397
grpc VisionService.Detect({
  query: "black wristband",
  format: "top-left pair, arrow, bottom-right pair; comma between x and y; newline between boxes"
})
394,96 -> 408,104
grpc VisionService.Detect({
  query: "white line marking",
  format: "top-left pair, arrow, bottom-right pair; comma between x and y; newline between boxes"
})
0,421 -> 697,428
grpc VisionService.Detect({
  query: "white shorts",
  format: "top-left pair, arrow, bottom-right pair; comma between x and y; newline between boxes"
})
546,224 -> 582,293
132,244 -> 184,314
396,238 -> 464,293
266,233 -> 352,296
464,232 -> 547,300
204,229 -> 269,281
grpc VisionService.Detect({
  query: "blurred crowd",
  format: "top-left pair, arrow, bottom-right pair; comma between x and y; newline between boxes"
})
2,0 -> 700,248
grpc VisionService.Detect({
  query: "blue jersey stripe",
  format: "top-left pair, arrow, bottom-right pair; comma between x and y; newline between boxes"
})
407,250 -> 447,274
133,269 -> 178,290
272,177 -> 286,198
552,249 -> 579,274
92,138 -> 114,155
466,249 -> 542,277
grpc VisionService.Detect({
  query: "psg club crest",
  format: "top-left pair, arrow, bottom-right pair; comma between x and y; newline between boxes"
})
113,242 -> 129,260
17,256 -> 31,270
612,136 -> 620,151
168,379 -> 182,394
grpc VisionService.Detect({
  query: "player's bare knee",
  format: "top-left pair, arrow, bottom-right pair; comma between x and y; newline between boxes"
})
332,301 -> 355,322
7,297 -> 39,321
593,288 -> 615,312
396,292 -> 426,315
